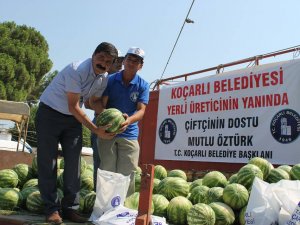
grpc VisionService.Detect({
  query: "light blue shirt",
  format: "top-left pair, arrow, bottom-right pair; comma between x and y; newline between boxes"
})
103,71 -> 150,139
40,58 -> 108,115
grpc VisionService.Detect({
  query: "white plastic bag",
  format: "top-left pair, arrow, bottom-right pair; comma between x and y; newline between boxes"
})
92,205 -> 168,225
89,169 -> 131,221
245,177 -> 300,225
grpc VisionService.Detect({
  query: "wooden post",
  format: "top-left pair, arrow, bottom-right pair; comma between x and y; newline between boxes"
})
135,164 -> 154,225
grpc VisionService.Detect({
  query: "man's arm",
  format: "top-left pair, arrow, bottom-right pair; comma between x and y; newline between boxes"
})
119,102 -> 147,132
67,92 -> 114,139
89,95 -> 105,115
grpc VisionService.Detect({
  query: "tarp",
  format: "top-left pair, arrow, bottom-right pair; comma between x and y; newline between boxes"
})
0,100 -> 30,123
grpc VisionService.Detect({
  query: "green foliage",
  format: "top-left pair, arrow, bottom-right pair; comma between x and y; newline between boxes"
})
0,21 -> 52,101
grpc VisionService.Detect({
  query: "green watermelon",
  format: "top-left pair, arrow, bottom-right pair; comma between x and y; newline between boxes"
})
22,178 -> 38,189
0,188 -> 19,210
156,177 -> 189,200
248,157 -> 273,180
80,171 -> 94,191
228,173 -> 238,184
96,108 -> 125,133
266,168 -> 290,183
124,192 -> 154,214
20,186 -> 39,208
277,165 -> 292,174
83,191 -> 96,213
202,171 -> 227,188
26,191 -> 45,213
223,183 -> 249,210
237,164 -> 263,189
152,178 -> 161,194
189,178 -> 203,192
167,196 -> 192,225
239,206 -> 247,225
135,173 -> 141,192
0,169 -> 19,188
168,169 -> 187,181
152,194 -> 169,218
31,155 -> 38,176
207,187 -> 224,204
154,165 -> 167,180
187,203 -> 216,225
290,164 -> 300,180
13,163 -> 34,188
135,166 -> 142,175
189,185 -> 209,204
209,202 -> 235,225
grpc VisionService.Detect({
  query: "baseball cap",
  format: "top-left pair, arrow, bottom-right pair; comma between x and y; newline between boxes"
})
126,47 -> 145,59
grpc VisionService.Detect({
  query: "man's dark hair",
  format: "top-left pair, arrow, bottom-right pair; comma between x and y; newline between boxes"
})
94,42 -> 118,59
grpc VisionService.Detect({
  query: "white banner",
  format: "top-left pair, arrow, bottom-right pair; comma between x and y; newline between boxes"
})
155,59 -> 300,164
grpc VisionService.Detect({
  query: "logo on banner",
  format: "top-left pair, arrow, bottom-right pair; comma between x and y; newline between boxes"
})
158,118 -> 177,144
270,109 -> 300,144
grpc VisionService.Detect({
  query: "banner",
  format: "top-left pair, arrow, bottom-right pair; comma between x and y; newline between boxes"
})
155,59 -> 300,164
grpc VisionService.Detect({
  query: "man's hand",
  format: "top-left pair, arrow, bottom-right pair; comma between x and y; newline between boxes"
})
118,113 -> 130,133
95,125 -> 115,139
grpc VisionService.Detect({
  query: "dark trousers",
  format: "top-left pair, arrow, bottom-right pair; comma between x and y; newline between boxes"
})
35,102 -> 82,215
91,116 -> 100,191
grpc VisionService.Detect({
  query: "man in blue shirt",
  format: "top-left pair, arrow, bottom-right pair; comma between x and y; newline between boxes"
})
91,47 -> 149,196
35,42 -> 118,224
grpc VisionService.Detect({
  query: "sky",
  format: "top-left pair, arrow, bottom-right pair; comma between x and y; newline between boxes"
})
1,0 -> 300,119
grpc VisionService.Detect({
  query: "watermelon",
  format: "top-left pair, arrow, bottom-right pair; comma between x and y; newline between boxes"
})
135,166 -> 142,175
0,169 -> 19,188
266,168 -> 290,183
124,192 -> 154,214
156,177 -> 189,200
154,165 -> 167,180
20,186 -> 39,208
277,165 -> 292,174
223,183 -> 249,210
237,164 -> 263,189
228,173 -> 238,184
31,155 -> 38,176
80,172 -> 94,191
152,194 -> 169,218
135,173 -> 141,192
86,164 -> 94,173
248,157 -> 273,180
207,187 -> 224,204
202,171 -> 227,188
96,108 -> 125,133
209,202 -> 235,225
290,164 -> 300,180
22,178 -> 38,189
189,185 -> 209,204
239,206 -> 247,225
152,178 -> 161,194
168,169 -> 187,181
83,191 -> 96,213
187,203 -> 216,225
26,191 -> 45,213
13,163 -> 34,187
0,188 -> 20,210
57,172 -> 64,189
189,178 -> 203,192
167,196 -> 192,225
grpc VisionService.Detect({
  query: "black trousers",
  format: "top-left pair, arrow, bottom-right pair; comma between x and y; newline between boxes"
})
35,102 -> 82,215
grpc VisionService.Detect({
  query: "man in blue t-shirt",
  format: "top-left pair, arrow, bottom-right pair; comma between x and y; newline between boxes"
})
90,47 -> 149,196
35,42 -> 118,224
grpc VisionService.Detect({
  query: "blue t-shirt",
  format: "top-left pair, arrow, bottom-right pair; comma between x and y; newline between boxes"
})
40,58 -> 108,115
103,71 -> 150,139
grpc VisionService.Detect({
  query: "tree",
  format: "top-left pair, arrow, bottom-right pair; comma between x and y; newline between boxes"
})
0,21 -> 52,101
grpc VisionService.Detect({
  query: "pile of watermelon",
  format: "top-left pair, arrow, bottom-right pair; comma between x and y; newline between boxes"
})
0,156 -> 95,214
130,158 -> 300,225
1,156 -> 300,225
